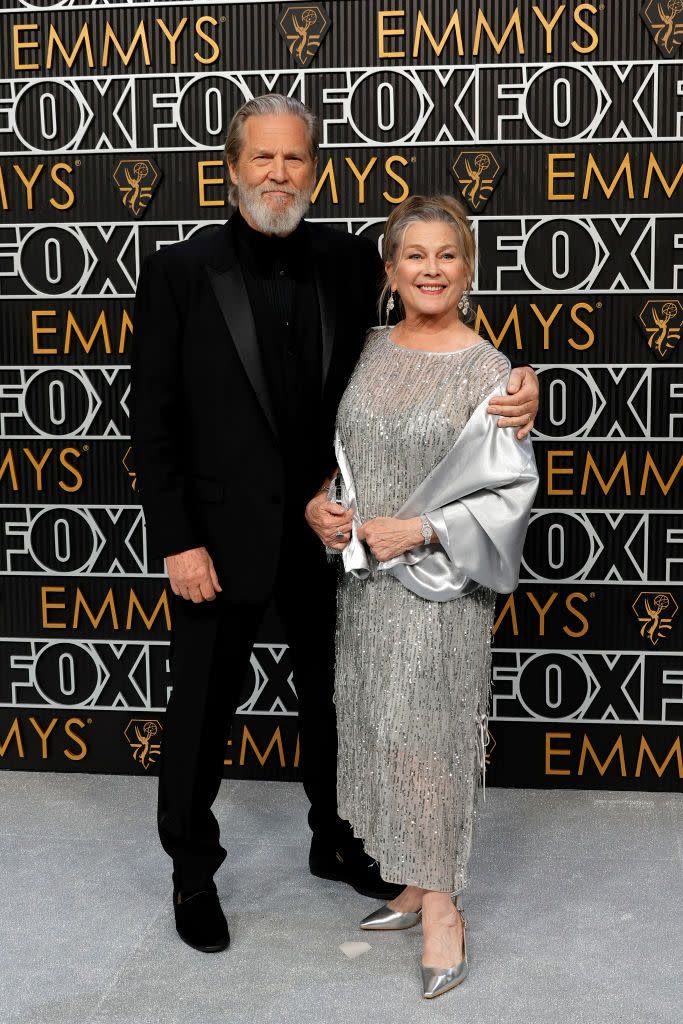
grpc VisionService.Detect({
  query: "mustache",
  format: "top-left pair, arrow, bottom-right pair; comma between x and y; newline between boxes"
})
258,184 -> 298,196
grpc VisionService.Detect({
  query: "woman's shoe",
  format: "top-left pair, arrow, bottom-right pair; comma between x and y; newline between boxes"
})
420,895 -> 468,999
360,904 -> 422,930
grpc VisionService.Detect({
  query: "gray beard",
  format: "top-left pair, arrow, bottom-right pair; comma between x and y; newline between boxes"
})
237,180 -> 313,236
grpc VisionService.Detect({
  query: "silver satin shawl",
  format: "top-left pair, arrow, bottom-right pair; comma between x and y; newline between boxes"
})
335,383 -> 539,601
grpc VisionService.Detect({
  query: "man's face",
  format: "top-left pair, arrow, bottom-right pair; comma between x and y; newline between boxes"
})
228,113 -> 317,235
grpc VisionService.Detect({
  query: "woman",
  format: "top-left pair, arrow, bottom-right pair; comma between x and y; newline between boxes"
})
325,196 -> 538,998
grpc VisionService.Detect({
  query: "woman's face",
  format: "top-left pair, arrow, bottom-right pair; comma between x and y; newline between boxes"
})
387,220 -> 470,321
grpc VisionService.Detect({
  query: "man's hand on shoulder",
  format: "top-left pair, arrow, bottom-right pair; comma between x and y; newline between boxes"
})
165,546 -> 222,603
487,365 -> 539,440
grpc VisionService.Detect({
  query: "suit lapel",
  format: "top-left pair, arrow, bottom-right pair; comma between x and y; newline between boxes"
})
207,218 -> 278,438
309,226 -> 336,392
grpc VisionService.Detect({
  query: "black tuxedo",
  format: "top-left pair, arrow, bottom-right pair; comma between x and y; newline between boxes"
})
131,212 -> 383,892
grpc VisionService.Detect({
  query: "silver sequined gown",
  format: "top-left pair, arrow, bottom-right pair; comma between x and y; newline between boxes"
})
334,326 -> 511,893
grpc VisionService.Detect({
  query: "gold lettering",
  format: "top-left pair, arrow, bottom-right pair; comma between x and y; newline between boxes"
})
155,16 -> 188,64
46,23 -> 94,69
240,726 -> 286,768
547,450 -> 574,496
582,153 -> 634,200
384,154 -> 410,203
311,158 -> 339,205
639,451 -> 683,496
568,302 -> 594,350
194,15 -> 220,64
13,163 -> 43,211
64,718 -> 88,761
345,156 -> 377,204
41,586 -> 67,629
635,736 -> 683,778
50,163 -> 75,210
578,735 -> 626,776
526,592 -> 558,635
581,451 -> 631,496
492,593 -> 518,636
0,450 -> 19,490
32,310 -> 58,355
547,153 -> 575,201
473,9 -> 524,55
119,310 -> 132,355
545,731 -> 571,775
643,152 -> 683,198
531,4 -> 566,53
102,21 -> 151,67
126,589 -> 171,631
197,160 -> 225,207
572,3 -> 599,53
59,448 -> 83,492
474,306 -> 523,350
529,303 -> 563,350
65,310 -> 112,355
412,10 -> 463,57
13,24 -> 39,71
0,720 -> 25,758
24,448 -> 52,490
564,592 -> 589,638
29,716 -> 58,759
73,588 -> 119,630
377,10 -> 405,58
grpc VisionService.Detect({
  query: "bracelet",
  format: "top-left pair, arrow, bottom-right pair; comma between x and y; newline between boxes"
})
419,513 -> 432,546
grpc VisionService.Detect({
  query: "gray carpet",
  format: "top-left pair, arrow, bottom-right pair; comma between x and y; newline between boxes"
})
0,772 -> 680,1024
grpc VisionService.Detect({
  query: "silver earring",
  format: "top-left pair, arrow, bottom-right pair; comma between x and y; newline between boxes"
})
385,292 -> 395,324
458,288 -> 470,318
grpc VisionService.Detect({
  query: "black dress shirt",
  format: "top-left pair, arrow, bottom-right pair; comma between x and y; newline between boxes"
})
233,208 -> 323,513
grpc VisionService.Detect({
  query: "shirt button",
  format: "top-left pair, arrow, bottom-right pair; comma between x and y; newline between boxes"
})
284,320 -> 289,327
279,269 -> 286,276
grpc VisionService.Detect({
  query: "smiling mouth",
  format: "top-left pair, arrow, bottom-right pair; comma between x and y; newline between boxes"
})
416,284 -> 447,293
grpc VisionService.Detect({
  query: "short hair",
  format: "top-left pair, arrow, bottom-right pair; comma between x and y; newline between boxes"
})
379,195 -> 476,322
223,94 -> 319,206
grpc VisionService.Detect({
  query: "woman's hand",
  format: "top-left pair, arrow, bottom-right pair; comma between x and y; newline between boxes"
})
357,516 -> 425,562
305,490 -> 354,550
487,365 -> 539,440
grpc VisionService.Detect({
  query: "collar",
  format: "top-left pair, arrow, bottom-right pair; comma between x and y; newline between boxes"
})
233,207 -> 309,273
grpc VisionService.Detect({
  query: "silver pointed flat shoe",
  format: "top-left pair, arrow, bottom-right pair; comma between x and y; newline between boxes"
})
420,897 -> 468,999
360,904 -> 422,931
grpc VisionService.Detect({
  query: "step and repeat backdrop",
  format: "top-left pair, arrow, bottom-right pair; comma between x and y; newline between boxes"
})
0,0 -> 681,790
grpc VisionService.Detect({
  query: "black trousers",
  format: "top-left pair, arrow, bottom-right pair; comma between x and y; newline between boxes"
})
157,531 -> 343,894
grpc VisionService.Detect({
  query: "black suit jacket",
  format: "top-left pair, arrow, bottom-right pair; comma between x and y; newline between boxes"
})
130,213 -> 383,602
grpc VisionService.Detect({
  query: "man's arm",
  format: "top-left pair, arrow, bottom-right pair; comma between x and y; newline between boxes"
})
488,364 -> 539,440
130,255 -> 200,559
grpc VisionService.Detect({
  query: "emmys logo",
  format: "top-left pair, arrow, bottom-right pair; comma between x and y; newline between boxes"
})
279,4 -> 331,66
113,158 -> 161,218
632,592 -> 678,646
637,299 -> 683,358
451,151 -> 504,211
641,0 -> 683,55
125,719 -> 162,769
122,446 -> 137,491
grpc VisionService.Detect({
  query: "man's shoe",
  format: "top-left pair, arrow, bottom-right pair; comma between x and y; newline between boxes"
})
309,835 -> 403,900
173,889 -> 230,952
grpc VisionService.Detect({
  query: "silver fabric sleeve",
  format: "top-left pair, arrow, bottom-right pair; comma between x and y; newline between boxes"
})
336,383 -> 539,601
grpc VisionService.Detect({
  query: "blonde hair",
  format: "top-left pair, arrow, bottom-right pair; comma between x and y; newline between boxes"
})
379,195 -> 476,323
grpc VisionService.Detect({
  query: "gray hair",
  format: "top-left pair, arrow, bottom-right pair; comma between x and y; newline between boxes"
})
224,94 -> 319,207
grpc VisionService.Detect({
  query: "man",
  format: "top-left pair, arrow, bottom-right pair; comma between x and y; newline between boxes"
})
131,95 -> 539,953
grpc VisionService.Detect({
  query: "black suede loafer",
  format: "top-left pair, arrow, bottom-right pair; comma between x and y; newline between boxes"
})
173,889 -> 230,953
309,835 -> 403,900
